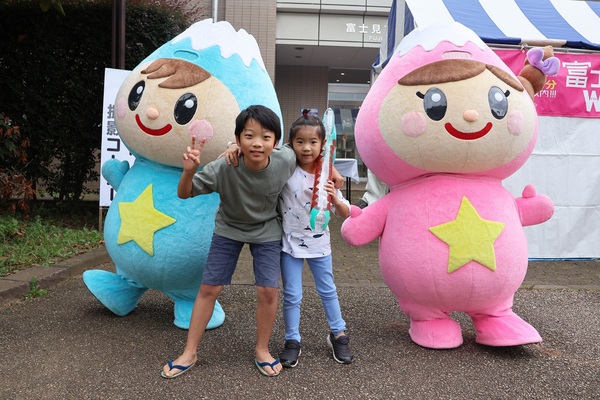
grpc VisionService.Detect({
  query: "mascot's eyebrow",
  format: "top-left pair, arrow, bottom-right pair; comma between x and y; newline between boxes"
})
487,65 -> 523,91
398,59 -> 523,92
141,58 -> 211,89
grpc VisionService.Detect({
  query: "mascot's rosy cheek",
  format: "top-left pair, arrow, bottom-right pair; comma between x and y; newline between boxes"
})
188,119 -> 214,142
401,112 -> 427,137
117,99 -> 128,120
507,111 -> 525,136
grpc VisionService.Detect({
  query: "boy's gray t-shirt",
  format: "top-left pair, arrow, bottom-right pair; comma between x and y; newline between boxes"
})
191,145 -> 296,243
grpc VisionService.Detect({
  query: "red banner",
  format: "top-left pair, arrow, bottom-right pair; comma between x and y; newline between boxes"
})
494,49 -> 600,118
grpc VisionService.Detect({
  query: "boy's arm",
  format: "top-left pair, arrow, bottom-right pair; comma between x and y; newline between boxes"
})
222,141 -> 242,167
178,170 -> 195,199
276,142 -> 342,189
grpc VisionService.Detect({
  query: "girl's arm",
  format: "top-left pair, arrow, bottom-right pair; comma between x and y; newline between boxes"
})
326,180 -> 350,219
331,166 -> 344,190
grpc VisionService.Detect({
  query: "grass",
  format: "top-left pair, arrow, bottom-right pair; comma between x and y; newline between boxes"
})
0,201 -> 104,278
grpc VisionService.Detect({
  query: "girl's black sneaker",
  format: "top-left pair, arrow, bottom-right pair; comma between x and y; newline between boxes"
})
280,339 -> 302,368
327,333 -> 354,364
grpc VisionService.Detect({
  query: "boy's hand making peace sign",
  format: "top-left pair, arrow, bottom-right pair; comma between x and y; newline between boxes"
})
182,136 -> 206,172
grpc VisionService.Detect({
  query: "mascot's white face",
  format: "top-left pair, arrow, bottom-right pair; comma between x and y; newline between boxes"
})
378,59 -> 537,176
115,58 -> 240,168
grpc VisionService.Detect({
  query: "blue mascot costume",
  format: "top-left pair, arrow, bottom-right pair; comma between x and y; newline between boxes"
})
83,19 -> 282,329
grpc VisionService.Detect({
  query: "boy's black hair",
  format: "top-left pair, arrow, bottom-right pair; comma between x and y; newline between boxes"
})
234,105 -> 282,142
288,114 -> 326,144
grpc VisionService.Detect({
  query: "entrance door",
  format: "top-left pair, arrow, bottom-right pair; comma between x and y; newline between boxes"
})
328,83 -> 369,179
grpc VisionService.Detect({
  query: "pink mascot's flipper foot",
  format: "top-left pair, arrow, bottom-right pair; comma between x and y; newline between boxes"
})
409,318 -> 464,349
472,313 -> 542,347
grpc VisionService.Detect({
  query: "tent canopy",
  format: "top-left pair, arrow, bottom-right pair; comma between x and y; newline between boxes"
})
374,0 -> 600,73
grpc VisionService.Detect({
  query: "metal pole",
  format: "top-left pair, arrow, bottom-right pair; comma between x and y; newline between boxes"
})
111,0 -> 126,69
105,0 -> 125,231
212,0 -> 218,22
99,207 -> 104,232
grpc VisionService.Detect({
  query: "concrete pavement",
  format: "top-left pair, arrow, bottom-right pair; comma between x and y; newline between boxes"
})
1,198 -> 599,399
0,265 -> 598,399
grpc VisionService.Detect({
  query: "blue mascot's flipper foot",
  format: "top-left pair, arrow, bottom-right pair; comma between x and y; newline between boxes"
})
82,269 -> 147,316
173,298 -> 225,330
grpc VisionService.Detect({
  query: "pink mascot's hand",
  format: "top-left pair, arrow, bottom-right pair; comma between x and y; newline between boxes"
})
349,204 -> 363,218
515,184 -> 554,226
342,199 -> 388,246
341,205 -> 363,245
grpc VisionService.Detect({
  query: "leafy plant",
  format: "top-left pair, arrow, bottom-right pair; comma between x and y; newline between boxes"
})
25,276 -> 48,299
0,112 -> 35,212
39,0 -> 65,15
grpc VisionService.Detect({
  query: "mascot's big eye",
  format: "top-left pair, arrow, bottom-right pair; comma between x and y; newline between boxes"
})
128,81 -> 145,111
174,93 -> 198,125
488,87 -> 509,119
417,88 -> 447,121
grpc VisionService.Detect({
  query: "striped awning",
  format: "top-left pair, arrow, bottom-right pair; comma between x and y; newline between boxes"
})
373,0 -> 600,73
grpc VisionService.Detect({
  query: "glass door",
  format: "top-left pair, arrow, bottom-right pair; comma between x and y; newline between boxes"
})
328,83 -> 369,179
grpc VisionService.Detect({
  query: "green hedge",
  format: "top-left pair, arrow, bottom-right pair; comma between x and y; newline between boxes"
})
0,0 -> 202,202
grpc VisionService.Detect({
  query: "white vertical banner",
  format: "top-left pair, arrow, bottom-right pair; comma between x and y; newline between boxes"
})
100,68 -> 133,207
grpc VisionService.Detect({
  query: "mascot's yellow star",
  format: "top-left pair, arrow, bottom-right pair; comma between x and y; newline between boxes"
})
117,185 -> 175,256
429,197 -> 505,273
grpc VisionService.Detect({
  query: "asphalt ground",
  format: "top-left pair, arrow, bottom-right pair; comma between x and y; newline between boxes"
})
1,190 -> 599,399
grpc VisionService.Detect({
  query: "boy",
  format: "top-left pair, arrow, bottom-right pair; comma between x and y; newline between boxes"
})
161,105 -> 296,378
223,114 -> 350,369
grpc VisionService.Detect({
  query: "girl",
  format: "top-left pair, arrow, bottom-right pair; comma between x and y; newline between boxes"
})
278,114 -> 353,368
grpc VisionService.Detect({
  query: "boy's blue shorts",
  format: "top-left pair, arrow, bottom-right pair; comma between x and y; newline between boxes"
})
202,234 -> 282,288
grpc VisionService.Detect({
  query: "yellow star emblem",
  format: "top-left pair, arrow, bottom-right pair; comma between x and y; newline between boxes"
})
429,197 -> 505,273
117,184 -> 176,256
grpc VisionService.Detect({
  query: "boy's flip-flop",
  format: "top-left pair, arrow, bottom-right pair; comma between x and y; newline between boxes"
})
160,360 -> 194,379
254,358 -> 281,377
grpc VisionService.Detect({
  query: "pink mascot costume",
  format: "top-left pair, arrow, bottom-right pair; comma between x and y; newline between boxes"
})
341,22 -> 558,349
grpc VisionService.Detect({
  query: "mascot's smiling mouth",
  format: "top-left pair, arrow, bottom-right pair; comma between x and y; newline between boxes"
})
136,114 -> 172,136
445,122 -> 492,140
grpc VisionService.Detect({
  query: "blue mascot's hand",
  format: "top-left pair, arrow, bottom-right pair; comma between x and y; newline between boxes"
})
102,159 -> 130,190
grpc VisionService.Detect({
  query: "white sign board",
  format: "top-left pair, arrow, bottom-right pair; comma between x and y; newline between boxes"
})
100,68 -> 133,207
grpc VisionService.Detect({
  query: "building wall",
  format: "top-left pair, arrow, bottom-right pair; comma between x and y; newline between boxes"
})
275,65 -> 329,136
218,1 -> 330,135
223,0 -> 277,82
216,0 -> 380,149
